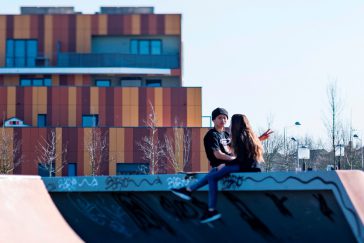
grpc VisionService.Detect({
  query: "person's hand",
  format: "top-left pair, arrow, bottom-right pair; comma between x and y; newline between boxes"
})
217,163 -> 226,171
259,129 -> 274,141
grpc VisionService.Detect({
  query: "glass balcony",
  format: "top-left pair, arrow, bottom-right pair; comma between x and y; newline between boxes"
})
57,52 -> 180,69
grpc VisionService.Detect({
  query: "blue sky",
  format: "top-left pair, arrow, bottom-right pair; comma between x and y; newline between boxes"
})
2,0 -> 364,146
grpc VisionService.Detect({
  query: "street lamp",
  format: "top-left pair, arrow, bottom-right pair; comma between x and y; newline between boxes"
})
353,134 -> 363,170
291,137 -> 300,171
283,121 -> 301,158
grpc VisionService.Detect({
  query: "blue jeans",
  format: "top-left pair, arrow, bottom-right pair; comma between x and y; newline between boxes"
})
188,165 -> 240,209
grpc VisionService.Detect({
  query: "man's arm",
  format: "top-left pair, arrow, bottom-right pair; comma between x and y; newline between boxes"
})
213,149 -> 236,161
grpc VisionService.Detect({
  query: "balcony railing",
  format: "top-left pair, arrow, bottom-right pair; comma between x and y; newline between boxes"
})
57,53 -> 180,69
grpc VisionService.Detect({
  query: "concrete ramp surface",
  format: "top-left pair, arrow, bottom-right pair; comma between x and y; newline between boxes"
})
43,171 -> 364,243
0,175 -> 82,243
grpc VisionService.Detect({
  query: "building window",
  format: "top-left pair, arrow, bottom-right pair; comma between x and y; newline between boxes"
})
20,79 -> 31,86
20,78 -> 52,86
146,79 -> 161,87
37,114 -> 47,127
116,163 -> 149,175
130,39 -> 162,55
6,39 -> 38,67
96,80 -> 111,87
82,115 -> 99,127
120,77 -> 142,87
38,163 -> 55,177
151,40 -> 162,55
67,163 -> 77,176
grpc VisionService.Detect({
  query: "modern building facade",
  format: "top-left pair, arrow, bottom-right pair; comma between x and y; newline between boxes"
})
0,7 -> 209,176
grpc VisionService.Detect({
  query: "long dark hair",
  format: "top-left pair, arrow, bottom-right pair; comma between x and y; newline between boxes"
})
230,114 -> 264,162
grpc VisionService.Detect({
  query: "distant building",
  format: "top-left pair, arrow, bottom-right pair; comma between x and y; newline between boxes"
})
0,7 -> 207,176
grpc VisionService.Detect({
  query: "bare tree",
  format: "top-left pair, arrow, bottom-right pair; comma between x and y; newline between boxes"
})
164,120 -> 191,173
260,116 -> 284,171
86,128 -> 107,176
137,101 -> 165,174
37,129 -> 67,177
324,81 -> 344,169
0,125 -> 22,174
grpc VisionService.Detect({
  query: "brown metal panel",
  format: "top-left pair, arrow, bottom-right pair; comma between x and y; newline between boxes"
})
107,15 -> 123,35
146,88 -> 155,119
138,87 -> 147,126
114,88 -> 122,126
32,88 -> 38,126
140,15 -> 149,35
65,128 -> 78,163
132,127 -> 147,164
82,74 -> 92,86
68,87 -> 77,126
190,128 -> 201,172
52,88 -> 62,126
68,15 -> 76,52
106,87 -> 114,126
116,128 -> 125,162
7,87 -> 16,118
200,128 -> 210,172
6,15 -> 14,39
76,15 -> 91,53
0,16 -> 7,66
173,88 -> 187,126
124,128 -> 134,162
20,128 -> 35,174
0,88 -> 7,119
59,75 -> 67,86
14,16 -> 30,38
122,15 -> 132,35
91,15 -> 99,35
46,88 -> 53,125
90,87 -> 99,117
129,88 -> 139,126
100,128 -> 109,175
157,15 -> 165,35
28,128 -> 40,172
187,87 -> 202,127
82,87 -> 90,115
147,15 -> 157,35
162,88 -> 171,126
164,15 -> 181,35
15,88 -> 24,120
98,15 -> 108,35
154,88 -> 164,127
23,87 -> 33,125
59,88 -> 69,126
13,128 -> 22,174
76,88 -> 83,126
32,15 -> 45,53
78,128 -> 86,176
109,128 -> 117,175
52,15 -> 69,64
98,87 -> 106,126
44,16 -> 53,65
131,15 -> 141,35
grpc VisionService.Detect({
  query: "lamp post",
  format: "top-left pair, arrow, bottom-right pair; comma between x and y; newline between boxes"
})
353,134 -> 363,170
291,137 -> 300,171
283,121 -> 301,159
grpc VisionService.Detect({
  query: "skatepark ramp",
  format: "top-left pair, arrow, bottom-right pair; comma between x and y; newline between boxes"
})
0,175 -> 82,243
40,171 -> 364,243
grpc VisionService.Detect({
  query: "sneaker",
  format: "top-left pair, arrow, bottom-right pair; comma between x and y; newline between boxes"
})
171,187 -> 192,201
200,209 -> 221,224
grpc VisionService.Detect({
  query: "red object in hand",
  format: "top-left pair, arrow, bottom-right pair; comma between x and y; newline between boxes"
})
259,129 -> 274,141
